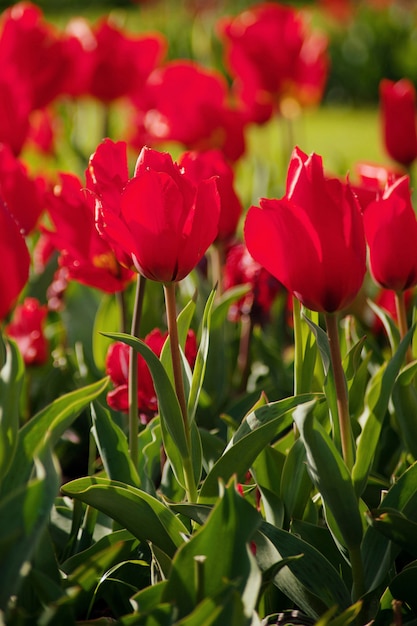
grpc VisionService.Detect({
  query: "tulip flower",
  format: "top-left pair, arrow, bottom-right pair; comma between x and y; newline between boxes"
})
0,198 -> 30,321
96,145 -> 220,284
244,147 -> 366,314
217,2 -> 329,124
379,79 -> 417,167
363,175 -> 417,293
129,61 -> 246,162
6,297 -> 48,366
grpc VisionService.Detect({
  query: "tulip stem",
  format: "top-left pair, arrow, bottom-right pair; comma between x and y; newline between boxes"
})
292,296 -> 303,396
325,313 -> 354,471
128,274 -> 147,469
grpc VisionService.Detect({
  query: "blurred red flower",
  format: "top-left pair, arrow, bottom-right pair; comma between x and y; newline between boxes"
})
63,17 -> 166,102
223,241 -> 281,324
43,172 -> 134,293
350,161 -> 403,211
179,149 -> 242,242
129,60 -> 246,161
0,143 -> 45,235
379,79 -> 417,167
244,147 -> 366,313
217,2 -> 329,124
106,328 -> 198,422
0,199 -> 30,321
96,145 -> 220,283
363,175 -> 417,292
6,297 -> 48,366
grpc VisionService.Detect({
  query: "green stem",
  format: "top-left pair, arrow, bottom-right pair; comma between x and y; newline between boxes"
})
395,290 -> 412,363
163,282 -> 197,502
209,241 -> 224,297
128,274 -> 147,469
349,544 -> 366,605
325,312 -> 354,471
238,312 -> 254,392
292,296 -> 304,396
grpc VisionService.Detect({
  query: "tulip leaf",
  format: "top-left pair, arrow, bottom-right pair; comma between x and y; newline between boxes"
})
362,460 -> 417,592
199,393 -> 321,504
353,324 -> 415,498
280,437 -> 312,524
61,476 -> 188,557
366,507 -> 417,556
256,520 -> 352,618
389,563 -> 417,614
367,298 -> 400,354
293,399 -> 363,551
92,293 -> 122,370
1,376 -> 109,498
0,446 -> 60,610
188,288 -> 215,424
103,332 -> 189,460
0,335 -> 24,483
160,295 -> 196,389
90,401 -> 141,488
392,361 -> 417,459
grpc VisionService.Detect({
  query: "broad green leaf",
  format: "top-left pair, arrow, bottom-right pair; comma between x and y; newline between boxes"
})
315,602 -> 362,626
389,562 -> 417,613
0,336 -> 24,482
162,480 -> 261,620
392,361 -> 417,459
102,333 -> 188,461
353,325 -> 415,498
367,298 -> 400,354
137,417 -> 163,494
343,335 -> 367,382
187,289 -> 215,424
159,417 -> 202,492
365,508 -> 417,557
93,293 -> 122,370
280,438 -> 312,524
252,445 -> 286,527
293,400 -> 363,551
91,401 -> 141,488
362,461 -> 417,592
199,394 -> 321,504
1,377 -> 109,497
61,476 -> 188,557
0,447 -> 60,610
176,586 -> 251,626
256,521 -> 352,618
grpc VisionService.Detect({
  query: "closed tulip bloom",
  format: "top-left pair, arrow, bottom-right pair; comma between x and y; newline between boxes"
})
363,175 -> 417,292
96,146 -> 220,283
244,147 -> 366,313
380,79 -> 417,167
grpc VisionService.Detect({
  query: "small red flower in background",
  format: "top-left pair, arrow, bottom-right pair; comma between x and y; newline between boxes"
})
223,241 -> 281,325
379,79 -> 417,168
363,175 -> 417,292
178,149 -> 242,242
129,61 -> 246,162
106,328 -> 198,422
217,2 -> 329,125
6,297 -> 48,366
244,147 -> 366,314
0,199 -> 30,321
350,161 -> 403,211
43,172 -> 134,293
371,287 -> 413,336
63,17 -> 166,102
96,145 -> 220,283
0,143 -> 45,235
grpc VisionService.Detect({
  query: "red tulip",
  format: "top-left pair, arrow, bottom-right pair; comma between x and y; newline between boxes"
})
350,161 -> 403,211
217,2 -> 329,124
129,60 -> 246,162
244,147 -> 366,313
106,328 -> 197,422
6,297 -> 48,365
0,198 -> 30,321
96,146 -> 220,283
44,172 -> 134,293
379,79 -> 417,167
178,149 -> 242,242
363,175 -> 417,292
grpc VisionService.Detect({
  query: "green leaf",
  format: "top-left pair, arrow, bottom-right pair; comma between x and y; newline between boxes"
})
353,325 -> 415,498
187,289 -> 215,424
91,401 -> 141,488
160,295 -> 196,389
199,394 -> 321,504
392,361 -> 417,459
280,438 -> 312,524
365,508 -> 417,557
162,479 -> 261,620
102,332 -> 188,461
362,461 -> 417,592
1,377 -> 109,498
61,476 -> 188,557
93,293 -> 122,370
256,521 -> 352,618
293,400 -> 363,551
0,446 -> 60,610
0,336 -> 24,482
367,298 -> 400,354
389,562 -> 417,613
